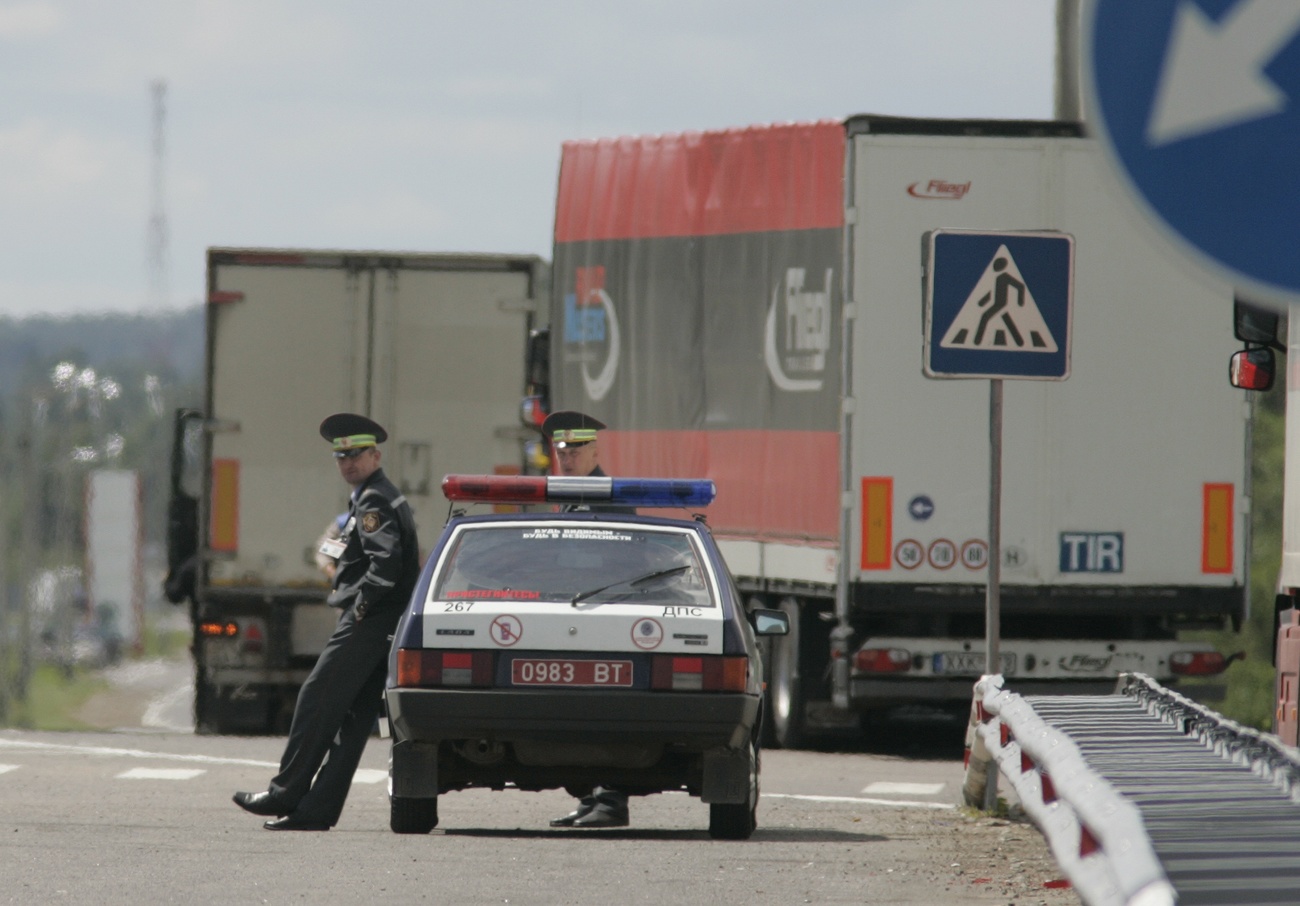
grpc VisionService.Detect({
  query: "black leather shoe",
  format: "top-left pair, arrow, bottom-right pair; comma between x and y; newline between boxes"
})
571,803 -> 629,828
233,790 -> 288,817
549,797 -> 596,827
263,815 -> 331,831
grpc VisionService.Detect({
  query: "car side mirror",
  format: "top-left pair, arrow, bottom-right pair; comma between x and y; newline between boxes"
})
750,608 -> 790,636
1230,347 -> 1275,391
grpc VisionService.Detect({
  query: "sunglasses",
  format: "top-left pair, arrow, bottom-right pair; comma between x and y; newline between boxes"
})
333,447 -> 372,460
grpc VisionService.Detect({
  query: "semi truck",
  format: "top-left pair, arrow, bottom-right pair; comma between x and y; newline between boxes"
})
534,115 -> 1248,747
1228,302 -> 1299,745
165,248 -> 546,734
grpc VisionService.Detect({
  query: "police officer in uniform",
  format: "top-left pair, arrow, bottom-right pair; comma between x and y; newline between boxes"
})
233,413 -> 420,830
543,410 -> 634,829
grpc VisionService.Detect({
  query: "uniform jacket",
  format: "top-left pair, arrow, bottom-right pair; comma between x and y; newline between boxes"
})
327,467 -> 420,616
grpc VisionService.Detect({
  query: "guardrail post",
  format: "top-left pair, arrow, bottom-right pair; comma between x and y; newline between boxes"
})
963,675 -> 1000,809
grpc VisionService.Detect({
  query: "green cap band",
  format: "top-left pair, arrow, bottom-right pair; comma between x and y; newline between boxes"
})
332,433 -> 377,451
553,428 -> 597,445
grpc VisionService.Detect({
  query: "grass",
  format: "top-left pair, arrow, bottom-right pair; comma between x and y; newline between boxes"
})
0,614 -> 192,730
4,662 -> 109,731
139,625 -> 192,660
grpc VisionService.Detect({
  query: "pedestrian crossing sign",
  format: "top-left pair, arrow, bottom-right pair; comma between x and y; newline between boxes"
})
923,230 -> 1073,380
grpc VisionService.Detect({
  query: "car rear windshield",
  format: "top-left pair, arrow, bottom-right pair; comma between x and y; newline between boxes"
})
432,523 -> 713,607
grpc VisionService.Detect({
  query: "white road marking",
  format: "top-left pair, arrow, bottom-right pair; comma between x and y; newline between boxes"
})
765,792 -> 954,811
861,781 -> 945,796
0,764 -> 20,775
117,768 -> 207,780
353,769 -> 387,784
0,738 -> 276,769
0,739 -> 952,810
142,682 -> 196,732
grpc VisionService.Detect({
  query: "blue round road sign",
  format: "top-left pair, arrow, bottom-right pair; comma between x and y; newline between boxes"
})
1084,0 -> 1300,304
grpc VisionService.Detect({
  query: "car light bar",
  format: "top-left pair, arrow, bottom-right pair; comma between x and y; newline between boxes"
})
441,474 -> 716,508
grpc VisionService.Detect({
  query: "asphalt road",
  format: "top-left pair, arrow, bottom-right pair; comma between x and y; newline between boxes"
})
0,658 -> 1078,905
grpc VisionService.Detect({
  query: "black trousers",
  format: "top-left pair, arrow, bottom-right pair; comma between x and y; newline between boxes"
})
267,603 -> 401,825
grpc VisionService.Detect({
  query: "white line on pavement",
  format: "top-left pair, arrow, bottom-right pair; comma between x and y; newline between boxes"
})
117,768 -> 207,780
861,781 -> 945,796
0,738 -> 276,768
765,792 -> 954,810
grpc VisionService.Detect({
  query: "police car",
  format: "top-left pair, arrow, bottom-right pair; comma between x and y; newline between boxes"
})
384,474 -> 789,839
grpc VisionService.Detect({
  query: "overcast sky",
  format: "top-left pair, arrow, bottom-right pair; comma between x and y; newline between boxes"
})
0,0 -> 1058,318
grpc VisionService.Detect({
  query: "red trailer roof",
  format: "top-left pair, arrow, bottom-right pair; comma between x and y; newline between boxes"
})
555,120 -> 846,242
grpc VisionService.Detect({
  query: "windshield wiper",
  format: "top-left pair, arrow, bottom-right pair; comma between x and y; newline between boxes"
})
570,565 -> 691,608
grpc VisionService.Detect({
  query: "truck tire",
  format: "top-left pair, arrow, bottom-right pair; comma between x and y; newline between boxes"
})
768,597 -> 807,750
708,741 -> 759,840
193,676 -> 216,735
390,795 -> 439,834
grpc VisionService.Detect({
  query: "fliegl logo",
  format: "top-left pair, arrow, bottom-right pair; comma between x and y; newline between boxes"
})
764,267 -> 831,392
907,179 -> 971,200
562,265 -> 620,402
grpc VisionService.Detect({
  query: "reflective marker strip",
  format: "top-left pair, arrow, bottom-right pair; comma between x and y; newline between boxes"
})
1202,483 -> 1233,574
210,459 -> 240,553
861,477 -> 892,570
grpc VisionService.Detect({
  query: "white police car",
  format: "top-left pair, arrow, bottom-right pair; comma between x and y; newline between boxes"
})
384,474 -> 788,839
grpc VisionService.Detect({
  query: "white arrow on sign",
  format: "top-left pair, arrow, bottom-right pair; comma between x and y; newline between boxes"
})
1147,0 -> 1300,147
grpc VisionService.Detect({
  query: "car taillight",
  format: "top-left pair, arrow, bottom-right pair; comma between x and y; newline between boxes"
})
396,649 -> 494,687
651,655 -> 748,692
1170,650 -> 1227,676
853,648 -> 911,674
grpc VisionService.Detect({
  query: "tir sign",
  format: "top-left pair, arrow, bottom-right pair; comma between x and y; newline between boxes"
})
1060,533 -> 1124,573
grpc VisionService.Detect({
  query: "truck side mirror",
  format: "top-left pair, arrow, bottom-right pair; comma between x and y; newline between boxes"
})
1233,297 -> 1285,351
1230,347 -> 1275,391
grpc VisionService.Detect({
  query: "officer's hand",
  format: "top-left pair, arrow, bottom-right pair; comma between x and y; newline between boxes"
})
355,599 -> 368,620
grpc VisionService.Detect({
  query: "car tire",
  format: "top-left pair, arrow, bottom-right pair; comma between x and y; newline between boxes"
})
390,796 -> 439,834
708,742 -> 759,841
768,598 -> 807,750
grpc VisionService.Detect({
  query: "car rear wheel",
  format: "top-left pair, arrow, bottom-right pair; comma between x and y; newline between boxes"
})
708,742 -> 759,840
390,795 -> 439,834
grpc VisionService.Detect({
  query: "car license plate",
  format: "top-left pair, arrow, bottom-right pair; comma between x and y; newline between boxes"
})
932,651 -> 1017,675
511,658 -> 634,687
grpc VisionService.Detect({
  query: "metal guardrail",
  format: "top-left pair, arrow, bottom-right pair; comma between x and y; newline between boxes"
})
1115,673 -> 1300,803
969,675 -> 1174,906
968,673 -> 1300,906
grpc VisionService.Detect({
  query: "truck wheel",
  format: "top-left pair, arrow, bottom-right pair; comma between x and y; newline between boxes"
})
194,678 -> 229,736
768,598 -> 807,750
390,795 -> 439,834
708,741 -> 759,840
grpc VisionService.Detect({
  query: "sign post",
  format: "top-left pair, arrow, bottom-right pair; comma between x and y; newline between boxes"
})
922,229 -> 1074,808
1082,0 -> 1300,308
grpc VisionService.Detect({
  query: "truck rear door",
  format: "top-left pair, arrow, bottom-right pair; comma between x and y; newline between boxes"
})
203,250 -> 542,641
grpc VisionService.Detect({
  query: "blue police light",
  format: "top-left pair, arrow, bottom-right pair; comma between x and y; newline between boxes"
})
609,478 -> 715,508
441,475 -> 715,508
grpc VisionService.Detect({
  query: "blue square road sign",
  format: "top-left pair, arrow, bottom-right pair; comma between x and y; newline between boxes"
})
923,230 -> 1074,380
